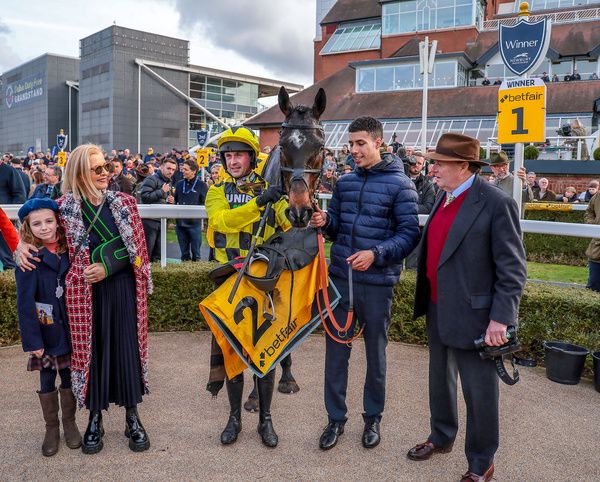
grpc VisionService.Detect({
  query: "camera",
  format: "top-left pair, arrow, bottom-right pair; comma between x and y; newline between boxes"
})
474,325 -> 521,360
556,124 -> 572,137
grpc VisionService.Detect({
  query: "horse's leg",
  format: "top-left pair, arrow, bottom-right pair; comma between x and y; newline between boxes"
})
243,374 -> 259,412
278,354 -> 300,394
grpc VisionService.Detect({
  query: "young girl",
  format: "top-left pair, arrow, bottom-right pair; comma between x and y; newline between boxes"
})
15,198 -> 81,456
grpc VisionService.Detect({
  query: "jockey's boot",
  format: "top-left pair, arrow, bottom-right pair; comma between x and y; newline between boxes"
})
278,354 -> 300,394
257,370 -> 278,448
221,374 -> 243,445
244,375 -> 259,412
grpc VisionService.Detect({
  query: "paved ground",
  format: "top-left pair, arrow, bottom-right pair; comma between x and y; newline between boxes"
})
1,331 -> 598,481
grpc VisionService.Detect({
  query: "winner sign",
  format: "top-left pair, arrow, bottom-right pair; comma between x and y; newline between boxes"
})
500,18 -> 551,76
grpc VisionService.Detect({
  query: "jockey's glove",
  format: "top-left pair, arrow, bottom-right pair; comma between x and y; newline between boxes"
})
256,185 -> 284,207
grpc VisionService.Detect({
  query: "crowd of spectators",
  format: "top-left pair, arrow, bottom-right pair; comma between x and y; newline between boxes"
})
480,69 -> 598,86
1,143 -> 599,268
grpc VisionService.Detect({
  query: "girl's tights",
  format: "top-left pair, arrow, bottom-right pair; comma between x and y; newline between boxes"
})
39,367 -> 71,394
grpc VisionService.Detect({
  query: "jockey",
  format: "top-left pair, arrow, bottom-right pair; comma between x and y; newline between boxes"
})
205,125 -> 291,447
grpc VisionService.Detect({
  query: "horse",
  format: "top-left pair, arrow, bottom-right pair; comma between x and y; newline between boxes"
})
244,86 -> 326,404
276,86 -> 327,228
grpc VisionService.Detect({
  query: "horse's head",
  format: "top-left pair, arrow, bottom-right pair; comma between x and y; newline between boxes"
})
278,86 -> 326,228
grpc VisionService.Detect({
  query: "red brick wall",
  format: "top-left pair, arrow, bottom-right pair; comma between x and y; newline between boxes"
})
258,128 -> 280,151
380,27 -> 479,58
542,174 -> 599,196
314,47 -> 381,83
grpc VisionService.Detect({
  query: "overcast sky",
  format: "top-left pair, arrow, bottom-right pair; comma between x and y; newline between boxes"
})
0,0 -> 317,93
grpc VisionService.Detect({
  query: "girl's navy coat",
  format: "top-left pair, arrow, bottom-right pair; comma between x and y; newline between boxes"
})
16,248 -> 71,355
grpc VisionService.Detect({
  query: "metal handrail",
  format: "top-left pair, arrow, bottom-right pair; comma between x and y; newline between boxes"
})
482,7 -> 600,30
487,135 -> 595,160
4,200 -> 600,267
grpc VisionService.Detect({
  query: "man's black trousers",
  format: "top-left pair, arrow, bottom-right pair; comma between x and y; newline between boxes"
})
142,219 -> 161,263
324,275 -> 393,424
426,302 -> 499,475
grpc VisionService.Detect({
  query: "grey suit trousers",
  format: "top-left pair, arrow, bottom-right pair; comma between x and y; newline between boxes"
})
426,303 -> 499,475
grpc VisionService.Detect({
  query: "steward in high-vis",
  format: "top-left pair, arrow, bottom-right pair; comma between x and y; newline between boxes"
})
204,126 -> 291,447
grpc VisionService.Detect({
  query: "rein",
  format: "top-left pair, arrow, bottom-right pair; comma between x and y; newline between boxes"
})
315,229 -> 362,345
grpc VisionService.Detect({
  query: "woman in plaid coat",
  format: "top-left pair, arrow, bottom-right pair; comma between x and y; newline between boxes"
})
18,144 -> 153,455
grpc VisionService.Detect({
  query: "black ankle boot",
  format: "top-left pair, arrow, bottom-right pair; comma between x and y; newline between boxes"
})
257,371 -> 278,447
125,407 -> 150,452
221,375 -> 244,445
82,410 -> 104,454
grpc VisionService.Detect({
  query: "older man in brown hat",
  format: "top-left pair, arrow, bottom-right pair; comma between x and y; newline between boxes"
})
407,133 -> 527,482
488,150 -> 532,210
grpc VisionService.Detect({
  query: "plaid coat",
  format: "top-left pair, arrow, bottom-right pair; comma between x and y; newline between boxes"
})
58,191 -> 153,407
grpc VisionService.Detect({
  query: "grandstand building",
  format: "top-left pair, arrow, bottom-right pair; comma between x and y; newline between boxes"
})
247,0 -> 600,166
0,25 -> 302,155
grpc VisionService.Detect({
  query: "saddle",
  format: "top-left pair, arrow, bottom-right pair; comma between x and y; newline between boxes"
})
208,227 -> 318,293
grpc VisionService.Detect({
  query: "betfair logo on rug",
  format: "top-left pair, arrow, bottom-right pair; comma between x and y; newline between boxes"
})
262,319 -> 298,363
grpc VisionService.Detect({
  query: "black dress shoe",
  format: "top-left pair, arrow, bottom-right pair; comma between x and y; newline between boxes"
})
407,441 -> 454,461
82,410 -> 104,454
125,407 -> 150,452
362,420 -> 380,448
319,422 -> 345,450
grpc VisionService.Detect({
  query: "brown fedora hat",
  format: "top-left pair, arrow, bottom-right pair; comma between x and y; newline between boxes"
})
426,133 -> 488,165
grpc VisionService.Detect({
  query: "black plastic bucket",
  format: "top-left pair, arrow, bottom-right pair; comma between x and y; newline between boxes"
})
593,352 -> 600,393
543,341 -> 589,385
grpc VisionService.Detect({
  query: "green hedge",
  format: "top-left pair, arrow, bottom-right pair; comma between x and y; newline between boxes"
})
524,209 -> 589,266
2,264 -> 599,372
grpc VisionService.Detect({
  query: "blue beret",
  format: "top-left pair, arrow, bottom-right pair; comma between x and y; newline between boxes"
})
18,198 -> 59,222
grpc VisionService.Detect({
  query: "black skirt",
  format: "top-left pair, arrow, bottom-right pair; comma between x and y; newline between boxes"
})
86,265 -> 144,411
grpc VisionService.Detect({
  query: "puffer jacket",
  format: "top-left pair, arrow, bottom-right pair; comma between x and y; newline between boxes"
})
324,153 -> 420,286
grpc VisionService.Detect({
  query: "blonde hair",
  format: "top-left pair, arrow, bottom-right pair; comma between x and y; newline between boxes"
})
19,211 -> 67,254
62,144 -> 105,201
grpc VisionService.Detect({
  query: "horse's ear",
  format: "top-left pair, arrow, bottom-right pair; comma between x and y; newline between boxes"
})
278,86 -> 293,117
312,88 -> 326,119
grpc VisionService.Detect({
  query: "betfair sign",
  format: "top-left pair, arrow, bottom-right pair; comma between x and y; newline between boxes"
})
497,78 -> 546,144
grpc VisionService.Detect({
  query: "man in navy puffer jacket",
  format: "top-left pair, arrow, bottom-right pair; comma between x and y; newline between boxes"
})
311,116 -> 420,451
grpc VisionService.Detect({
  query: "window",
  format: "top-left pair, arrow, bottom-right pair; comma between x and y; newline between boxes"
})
520,0 -> 598,11
383,0 -> 478,35
320,21 -> 381,55
357,68 -> 375,92
323,114 -> 592,150
356,60 -> 462,92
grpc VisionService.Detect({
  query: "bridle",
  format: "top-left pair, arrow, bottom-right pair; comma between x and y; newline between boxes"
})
279,121 -> 325,200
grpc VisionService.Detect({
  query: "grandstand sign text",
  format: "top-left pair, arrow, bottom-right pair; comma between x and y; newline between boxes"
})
4,73 -> 44,110
497,78 -> 546,144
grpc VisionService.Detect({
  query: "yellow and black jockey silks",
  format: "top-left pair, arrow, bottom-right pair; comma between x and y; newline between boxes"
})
200,255 -> 341,379
205,170 -> 291,263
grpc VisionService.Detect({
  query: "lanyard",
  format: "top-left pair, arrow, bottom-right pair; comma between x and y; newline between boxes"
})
182,177 -> 199,195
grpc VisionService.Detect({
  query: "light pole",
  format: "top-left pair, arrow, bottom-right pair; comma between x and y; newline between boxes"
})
419,37 -> 437,154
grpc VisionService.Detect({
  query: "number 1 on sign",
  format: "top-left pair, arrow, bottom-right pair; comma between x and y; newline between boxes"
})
511,107 -> 528,135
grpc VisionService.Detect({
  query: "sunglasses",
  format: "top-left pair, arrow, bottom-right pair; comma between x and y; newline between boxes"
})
90,163 -> 113,175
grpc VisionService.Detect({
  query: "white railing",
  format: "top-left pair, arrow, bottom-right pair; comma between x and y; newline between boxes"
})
4,200 -> 600,268
482,7 -> 600,30
487,135 -> 596,160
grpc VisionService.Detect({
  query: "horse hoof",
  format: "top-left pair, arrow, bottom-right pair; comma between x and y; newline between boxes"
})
244,396 -> 259,413
278,380 -> 300,394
